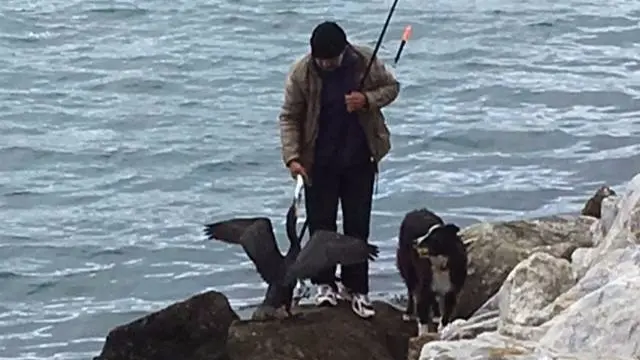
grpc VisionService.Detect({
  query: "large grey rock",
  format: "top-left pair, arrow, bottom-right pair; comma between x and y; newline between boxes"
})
438,252 -> 575,343
419,174 -> 640,360
538,246 -> 640,355
455,215 -> 595,318
497,252 -> 575,340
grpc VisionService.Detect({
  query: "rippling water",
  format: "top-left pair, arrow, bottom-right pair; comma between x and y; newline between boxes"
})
2,0 -> 640,358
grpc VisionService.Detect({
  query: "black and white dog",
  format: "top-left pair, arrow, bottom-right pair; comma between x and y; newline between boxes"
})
395,208 -> 468,336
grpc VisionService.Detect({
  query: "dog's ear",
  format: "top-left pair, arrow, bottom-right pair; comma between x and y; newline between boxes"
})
443,223 -> 460,234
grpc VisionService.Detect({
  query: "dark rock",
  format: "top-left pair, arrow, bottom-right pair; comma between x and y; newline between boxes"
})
227,300 -> 415,360
94,290 -> 238,360
94,291 -> 415,360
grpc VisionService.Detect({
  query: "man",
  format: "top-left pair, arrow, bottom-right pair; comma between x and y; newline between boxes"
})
278,21 -> 399,318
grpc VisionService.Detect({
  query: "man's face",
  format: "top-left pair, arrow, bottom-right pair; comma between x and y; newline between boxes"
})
314,50 -> 345,71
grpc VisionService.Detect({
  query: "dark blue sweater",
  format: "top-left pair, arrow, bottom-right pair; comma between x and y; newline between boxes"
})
313,50 -> 371,170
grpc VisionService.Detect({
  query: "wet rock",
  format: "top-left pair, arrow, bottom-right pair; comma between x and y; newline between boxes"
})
94,290 -> 238,360
455,214 -> 595,318
227,301 -> 415,360
418,173 -> 640,360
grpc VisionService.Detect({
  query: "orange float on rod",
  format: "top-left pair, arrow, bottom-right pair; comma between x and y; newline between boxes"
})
394,25 -> 412,65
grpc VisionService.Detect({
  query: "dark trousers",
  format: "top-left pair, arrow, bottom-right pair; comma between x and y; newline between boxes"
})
305,161 -> 375,295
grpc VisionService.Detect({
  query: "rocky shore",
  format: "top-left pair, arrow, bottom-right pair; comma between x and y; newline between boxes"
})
92,175 -> 636,360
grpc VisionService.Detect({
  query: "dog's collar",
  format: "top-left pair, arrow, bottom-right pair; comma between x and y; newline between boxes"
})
415,223 -> 442,245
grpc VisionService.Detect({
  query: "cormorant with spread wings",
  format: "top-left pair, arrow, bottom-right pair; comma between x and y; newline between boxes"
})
204,205 -> 379,320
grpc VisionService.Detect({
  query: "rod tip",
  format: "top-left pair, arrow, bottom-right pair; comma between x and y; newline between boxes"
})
401,25 -> 412,42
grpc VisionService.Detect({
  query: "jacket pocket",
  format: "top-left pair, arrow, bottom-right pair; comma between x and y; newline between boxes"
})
371,115 -> 391,161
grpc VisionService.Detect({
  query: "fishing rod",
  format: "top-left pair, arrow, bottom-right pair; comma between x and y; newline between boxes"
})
359,0 -> 401,89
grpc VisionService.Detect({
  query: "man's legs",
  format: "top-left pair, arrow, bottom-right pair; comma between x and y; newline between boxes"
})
339,161 -> 376,318
305,166 -> 340,306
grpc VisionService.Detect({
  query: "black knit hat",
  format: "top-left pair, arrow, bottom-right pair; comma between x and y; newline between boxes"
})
310,21 -> 348,59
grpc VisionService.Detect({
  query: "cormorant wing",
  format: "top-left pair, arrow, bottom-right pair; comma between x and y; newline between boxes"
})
283,229 -> 379,283
204,217 -> 284,284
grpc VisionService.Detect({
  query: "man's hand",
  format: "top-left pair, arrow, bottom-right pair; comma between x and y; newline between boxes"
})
287,160 -> 309,183
345,91 -> 367,113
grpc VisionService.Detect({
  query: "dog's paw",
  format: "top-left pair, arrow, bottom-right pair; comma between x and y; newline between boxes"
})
417,323 -> 440,338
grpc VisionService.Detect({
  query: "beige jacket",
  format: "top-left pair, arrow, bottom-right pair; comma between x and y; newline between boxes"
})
278,44 -> 400,175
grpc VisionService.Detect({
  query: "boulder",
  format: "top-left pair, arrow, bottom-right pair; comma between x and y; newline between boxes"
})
94,292 -> 416,360
455,214 -> 595,318
94,290 -> 238,360
496,252 -> 575,340
227,301 -> 415,360
418,174 -> 640,360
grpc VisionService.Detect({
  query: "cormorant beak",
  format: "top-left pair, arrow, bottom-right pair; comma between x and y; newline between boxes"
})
293,174 -> 304,207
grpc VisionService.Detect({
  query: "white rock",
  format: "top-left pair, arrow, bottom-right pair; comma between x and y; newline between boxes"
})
419,173 -> 640,360
538,246 -> 640,357
497,252 -> 575,340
